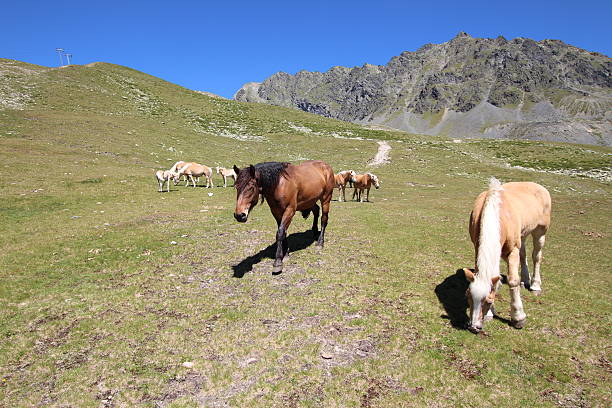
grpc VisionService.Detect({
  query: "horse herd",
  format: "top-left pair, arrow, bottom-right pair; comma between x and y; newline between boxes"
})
154,161 -> 237,191
155,161 -> 381,203
155,159 -> 552,334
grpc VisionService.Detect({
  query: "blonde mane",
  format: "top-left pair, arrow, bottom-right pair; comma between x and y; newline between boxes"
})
476,177 -> 503,283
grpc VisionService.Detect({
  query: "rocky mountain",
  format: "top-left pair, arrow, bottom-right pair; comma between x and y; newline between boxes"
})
235,33 -> 612,146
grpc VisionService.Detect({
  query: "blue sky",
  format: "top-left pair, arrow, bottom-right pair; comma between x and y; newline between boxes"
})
2,1 -> 610,98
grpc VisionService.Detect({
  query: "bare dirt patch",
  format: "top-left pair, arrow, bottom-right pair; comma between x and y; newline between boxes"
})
367,141 -> 391,166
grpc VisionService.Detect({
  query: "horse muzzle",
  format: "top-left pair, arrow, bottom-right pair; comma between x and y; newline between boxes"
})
234,212 -> 248,223
467,322 -> 483,334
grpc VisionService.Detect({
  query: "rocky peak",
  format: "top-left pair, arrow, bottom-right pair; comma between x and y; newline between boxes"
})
234,34 -> 612,145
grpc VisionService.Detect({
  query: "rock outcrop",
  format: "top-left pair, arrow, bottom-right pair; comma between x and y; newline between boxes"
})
235,33 -> 612,145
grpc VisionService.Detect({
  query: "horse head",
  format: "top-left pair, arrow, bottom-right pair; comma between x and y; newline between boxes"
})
233,165 -> 261,223
463,268 -> 500,333
369,173 -> 381,189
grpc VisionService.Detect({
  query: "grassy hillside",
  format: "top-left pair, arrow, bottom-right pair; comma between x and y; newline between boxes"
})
1,59 -> 611,407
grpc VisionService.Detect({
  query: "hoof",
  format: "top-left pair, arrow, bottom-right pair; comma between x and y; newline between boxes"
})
511,318 -> 527,329
272,264 -> 283,275
483,314 -> 494,322
530,289 -> 542,296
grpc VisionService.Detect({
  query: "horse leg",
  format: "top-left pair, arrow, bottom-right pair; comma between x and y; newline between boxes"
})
507,248 -> 527,328
530,229 -> 546,295
223,176 -> 227,188
352,188 -> 357,201
166,179 -> 170,192
317,197 -> 331,248
273,209 -> 294,274
520,237 -> 530,289
366,187 -> 370,202
311,204 -> 320,235
158,180 -> 163,192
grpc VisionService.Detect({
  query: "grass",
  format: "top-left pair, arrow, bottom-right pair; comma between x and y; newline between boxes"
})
0,59 -> 611,407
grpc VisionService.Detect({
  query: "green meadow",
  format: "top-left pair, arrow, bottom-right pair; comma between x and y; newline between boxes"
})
0,59 -> 610,407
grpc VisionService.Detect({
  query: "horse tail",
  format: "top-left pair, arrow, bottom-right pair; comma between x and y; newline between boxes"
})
301,209 -> 311,219
477,177 -> 503,280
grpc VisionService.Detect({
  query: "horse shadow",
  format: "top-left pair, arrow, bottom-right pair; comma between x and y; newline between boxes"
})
434,269 -> 471,329
435,269 -> 513,330
231,230 -> 317,278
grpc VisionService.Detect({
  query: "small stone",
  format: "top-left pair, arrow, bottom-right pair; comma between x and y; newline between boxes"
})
208,193 -> 214,197
182,361 -> 194,368
320,352 -> 333,359
170,241 -> 177,245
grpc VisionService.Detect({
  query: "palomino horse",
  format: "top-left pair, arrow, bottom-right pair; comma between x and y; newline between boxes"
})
155,170 -> 179,192
351,173 -> 380,202
233,161 -> 335,274
170,161 -> 188,184
178,162 -> 214,188
464,177 -> 551,333
216,166 -> 237,187
334,170 -> 356,202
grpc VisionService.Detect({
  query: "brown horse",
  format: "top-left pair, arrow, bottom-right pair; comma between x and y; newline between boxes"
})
233,161 -> 335,274
351,173 -> 380,202
464,177 -> 551,333
334,170 -> 356,202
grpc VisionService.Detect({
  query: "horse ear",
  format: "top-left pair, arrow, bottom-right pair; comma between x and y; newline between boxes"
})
233,165 -> 240,176
249,165 -> 256,178
491,275 -> 500,286
463,268 -> 475,282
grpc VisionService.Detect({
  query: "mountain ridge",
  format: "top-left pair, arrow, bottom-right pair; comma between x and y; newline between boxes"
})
234,33 -> 612,146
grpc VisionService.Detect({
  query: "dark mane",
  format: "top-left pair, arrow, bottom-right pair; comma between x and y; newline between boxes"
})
236,162 -> 290,194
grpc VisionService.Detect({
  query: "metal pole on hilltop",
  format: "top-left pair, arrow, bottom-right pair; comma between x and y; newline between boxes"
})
56,48 -> 65,66
65,53 -> 72,65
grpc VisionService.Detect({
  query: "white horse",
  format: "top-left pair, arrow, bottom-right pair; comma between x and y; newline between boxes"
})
155,170 -> 179,192
215,166 -> 237,187
464,177 -> 551,333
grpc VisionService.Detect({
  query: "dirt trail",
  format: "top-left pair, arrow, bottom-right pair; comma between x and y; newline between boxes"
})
367,141 -> 391,166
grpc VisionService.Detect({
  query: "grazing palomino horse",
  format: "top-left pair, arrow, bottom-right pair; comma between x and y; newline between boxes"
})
351,173 -> 380,202
155,170 -> 179,192
178,162 -> 214,188
170,161 -> 188,184
464,177 -> 551,333
334,170 -> 356,202
216,166 -> 237,187
233,161 -> 335,274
